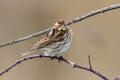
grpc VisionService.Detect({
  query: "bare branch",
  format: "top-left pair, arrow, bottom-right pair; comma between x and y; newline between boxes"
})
88,55 -> 92,69
0,28 -> 50,47
0,55 -> 109,80
66,4 -> 120,25
0,4 -> 120,48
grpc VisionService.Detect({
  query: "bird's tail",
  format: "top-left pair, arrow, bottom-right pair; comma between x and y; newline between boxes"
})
20,48 -> 37,57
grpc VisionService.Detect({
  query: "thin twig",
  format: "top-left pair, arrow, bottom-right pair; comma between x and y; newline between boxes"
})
0,28 -> 50,47
0,4 -> 120,48
0,55 -> 109,80
88,55 -> 92,69
67,4 -> 120,25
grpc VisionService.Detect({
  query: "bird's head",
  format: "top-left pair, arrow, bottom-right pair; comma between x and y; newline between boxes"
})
48,19 -> 67,37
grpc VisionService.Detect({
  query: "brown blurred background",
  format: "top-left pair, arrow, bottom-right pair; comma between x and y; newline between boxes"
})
0,0 -> 120,80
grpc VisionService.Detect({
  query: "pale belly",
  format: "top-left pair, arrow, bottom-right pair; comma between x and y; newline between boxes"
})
41,30 -> 72,57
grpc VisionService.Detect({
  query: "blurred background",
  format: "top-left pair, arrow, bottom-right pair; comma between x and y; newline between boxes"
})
0,0 -> 120,80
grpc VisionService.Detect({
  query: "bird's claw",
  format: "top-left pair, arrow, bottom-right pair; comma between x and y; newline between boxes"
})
58,56 -> 63,63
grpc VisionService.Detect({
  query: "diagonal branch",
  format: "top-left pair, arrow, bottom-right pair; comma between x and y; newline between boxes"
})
0,4 -> 120,48
0,28 -> 50,47
0,55 -> 109,80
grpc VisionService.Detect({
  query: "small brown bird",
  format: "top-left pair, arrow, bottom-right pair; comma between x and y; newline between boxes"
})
21,19 -> 73,57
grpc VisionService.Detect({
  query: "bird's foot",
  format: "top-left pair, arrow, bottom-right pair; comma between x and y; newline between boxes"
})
50,56 -> 63,63
58,56 -> 64,63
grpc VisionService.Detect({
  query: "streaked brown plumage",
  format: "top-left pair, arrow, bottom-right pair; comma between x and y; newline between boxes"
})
21,19 -> 73,57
